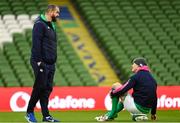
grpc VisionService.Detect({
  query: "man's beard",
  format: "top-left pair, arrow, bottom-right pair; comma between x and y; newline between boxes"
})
52,16 -> 57,22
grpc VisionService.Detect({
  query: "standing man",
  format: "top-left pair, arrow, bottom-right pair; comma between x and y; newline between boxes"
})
95,57 -> 157,122
25,5 -> 60,123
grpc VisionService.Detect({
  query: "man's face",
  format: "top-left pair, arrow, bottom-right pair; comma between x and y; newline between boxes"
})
131,63 -> 139,73
51,7 -> 60,22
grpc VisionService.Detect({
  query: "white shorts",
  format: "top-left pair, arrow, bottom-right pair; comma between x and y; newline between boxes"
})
123,94 -> 145,116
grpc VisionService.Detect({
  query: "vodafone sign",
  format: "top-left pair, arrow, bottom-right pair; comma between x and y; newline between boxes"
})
10,91 -> 30,111
0,87 -> 110,112
0,86 -> 180,112
157,86 -> 180,109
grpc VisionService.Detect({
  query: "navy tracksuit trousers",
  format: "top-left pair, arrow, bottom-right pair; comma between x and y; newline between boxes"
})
27,59 -> 55,117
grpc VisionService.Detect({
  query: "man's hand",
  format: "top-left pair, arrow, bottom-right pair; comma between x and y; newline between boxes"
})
151,114 -> 156,120
37,62 -> 45,68
110,90 -> 116,98
37,62 -> 45,72
37,62 -> 42,66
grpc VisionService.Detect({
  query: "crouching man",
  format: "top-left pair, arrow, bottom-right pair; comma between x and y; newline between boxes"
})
95,57 -> 157,122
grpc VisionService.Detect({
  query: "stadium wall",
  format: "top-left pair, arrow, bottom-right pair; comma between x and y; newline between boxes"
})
0,86 -> 180,112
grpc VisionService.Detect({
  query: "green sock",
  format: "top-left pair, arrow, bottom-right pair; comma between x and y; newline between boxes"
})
116,102 -> 124,113
108,96 -> 118,119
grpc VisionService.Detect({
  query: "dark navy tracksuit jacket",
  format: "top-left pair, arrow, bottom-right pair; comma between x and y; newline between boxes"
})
31,16 -> 57,65
112,66 -> 157,115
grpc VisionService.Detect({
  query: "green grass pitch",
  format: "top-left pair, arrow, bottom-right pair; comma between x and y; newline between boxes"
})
0,110 -> 179,123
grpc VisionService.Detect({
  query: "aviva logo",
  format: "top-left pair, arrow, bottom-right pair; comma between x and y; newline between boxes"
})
55,2 -> 120,86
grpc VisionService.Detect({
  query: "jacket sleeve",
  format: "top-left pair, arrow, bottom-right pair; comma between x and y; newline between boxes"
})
151,91 -> 157,115
32,21 -> 44,62
112,76 -> 136,96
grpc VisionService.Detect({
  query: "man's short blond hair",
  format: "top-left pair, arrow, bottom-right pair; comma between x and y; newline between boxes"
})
45,5 -> 59,13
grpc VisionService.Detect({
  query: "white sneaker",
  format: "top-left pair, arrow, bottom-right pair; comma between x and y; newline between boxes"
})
132,114 -> 148,121
95,115 -> 110,122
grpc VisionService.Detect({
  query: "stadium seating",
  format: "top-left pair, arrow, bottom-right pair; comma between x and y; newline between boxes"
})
0,0 -> 97,87
0,0 -> 180,86
55,28 -> 97,86
0,28 -> 97,87
74,0 -> 180,85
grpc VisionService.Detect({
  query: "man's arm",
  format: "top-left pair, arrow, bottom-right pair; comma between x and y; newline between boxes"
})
111,76 -> 136,97
32,21 -> 44,63
151,93 -> 157,120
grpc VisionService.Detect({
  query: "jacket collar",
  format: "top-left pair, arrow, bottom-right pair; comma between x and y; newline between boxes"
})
40,13 -> 56,31
136,66 -> 150,73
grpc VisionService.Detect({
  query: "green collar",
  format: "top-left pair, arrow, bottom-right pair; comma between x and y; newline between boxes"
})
40,14 -> 56,31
